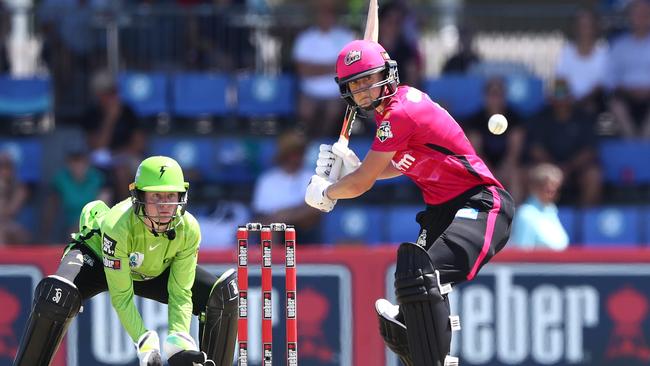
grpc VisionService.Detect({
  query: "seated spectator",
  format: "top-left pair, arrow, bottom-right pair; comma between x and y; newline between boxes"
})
555,8 -> 608,115
0,152 -> 30,245
607,0 -> 650,138
441,25 -> 481,74
252,130 -> 321,244
528,79 -> 602,206
465,77 -> 525,203
43,147 -> 111,242
292,0 -> 354,137
83,70 -> 146,198
510,163 -> 569,250
378,1 -> 423,88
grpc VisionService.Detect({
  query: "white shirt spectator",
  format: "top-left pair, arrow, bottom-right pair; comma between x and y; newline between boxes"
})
555,41 -> 608,99
607,33 -> 650,89
292,26 -> 354,99
252,167 -> 313,214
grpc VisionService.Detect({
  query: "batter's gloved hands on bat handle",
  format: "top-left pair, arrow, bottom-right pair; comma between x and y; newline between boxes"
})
164,332 -> 215,366
135,330 -> 163,366
305,174 -> 337,212
315,143 -> 360,180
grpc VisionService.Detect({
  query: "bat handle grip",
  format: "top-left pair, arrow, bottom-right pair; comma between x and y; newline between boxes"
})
328,137 -> 348,182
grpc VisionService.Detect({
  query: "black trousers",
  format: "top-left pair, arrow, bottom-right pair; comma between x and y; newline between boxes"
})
55,242 -> 217,316
416,185 -> 515,285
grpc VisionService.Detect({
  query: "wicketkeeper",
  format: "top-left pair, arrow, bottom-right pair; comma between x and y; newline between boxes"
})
14,156 -> 238,366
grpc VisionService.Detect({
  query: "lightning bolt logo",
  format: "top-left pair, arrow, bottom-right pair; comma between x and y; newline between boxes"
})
159,165 -> 167,179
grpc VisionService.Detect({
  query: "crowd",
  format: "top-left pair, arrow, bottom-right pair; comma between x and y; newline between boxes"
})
0,0 -> 649,249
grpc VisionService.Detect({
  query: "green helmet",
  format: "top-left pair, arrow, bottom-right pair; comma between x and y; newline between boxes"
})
133,156 -> 189,192
130,156 -> 189,234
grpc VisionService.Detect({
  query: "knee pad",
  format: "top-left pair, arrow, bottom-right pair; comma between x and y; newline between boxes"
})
200,268 -> 238,366
394,243 -> 460,366
375,299 -> 413,366
14,276 -> 81,366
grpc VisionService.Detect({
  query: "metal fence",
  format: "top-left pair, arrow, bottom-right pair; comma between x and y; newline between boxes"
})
4,1 -> 627,119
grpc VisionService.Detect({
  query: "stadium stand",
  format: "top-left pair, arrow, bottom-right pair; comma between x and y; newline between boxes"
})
171,72 -> 231,118
118,72 -> 169,117
581,206 -> 642,246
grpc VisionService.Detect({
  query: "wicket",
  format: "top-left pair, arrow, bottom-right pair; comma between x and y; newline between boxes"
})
237,223 -> 297,366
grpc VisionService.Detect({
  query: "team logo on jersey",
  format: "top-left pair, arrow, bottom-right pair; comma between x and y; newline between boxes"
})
344,50 -> 361,66
103,257 -> 121,270
376,121 -> 394,142
129,252 -> 144,269
102,235 -> 117,256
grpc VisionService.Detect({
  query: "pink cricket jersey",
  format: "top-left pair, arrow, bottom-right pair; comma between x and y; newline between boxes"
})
371,86 -> 503,205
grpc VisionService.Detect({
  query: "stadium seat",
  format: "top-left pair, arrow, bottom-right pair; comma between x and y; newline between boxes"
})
505,74 -> 545,117
0,75 -> 51,116
0,138 -> 42,183
557,206 -> 579,244
236,74 -> 296,118
211,137 -> 258,183
148,137 -> 215,180
386,205 -> 421,244
423,75 -> 484,118
582,206 -> 641,246
322,205 -> 385,245
171,73 -> 230,117
118,72 -> 169,117
599,140 -> 650,184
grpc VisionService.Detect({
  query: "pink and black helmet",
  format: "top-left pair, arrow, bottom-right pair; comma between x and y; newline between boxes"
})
335,40 -> 400,110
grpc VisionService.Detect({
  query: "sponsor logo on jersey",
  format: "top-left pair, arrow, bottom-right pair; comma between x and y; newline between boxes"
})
377,121 -> 394,142
394,153 -> 416,171
103,257 -> 121,270
344,50 -> 361,66
102,235 -> 117,256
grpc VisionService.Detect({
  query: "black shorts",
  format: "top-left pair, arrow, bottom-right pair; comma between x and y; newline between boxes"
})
415,185 -> 514,285
55,242 -> 218,315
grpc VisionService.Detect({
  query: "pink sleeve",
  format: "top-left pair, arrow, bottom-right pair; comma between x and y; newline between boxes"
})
371,111 -> 414,152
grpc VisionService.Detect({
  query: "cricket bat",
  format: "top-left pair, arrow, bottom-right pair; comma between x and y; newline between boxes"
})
329,0 -> 379,182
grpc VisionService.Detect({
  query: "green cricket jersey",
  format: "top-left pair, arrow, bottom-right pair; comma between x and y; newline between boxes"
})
73,198 -> 201,342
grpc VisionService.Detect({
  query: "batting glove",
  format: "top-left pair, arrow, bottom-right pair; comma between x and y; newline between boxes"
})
305,174 -> 336,212
135,330 -> 163,366
315,143 -> 361,180
332,142 -> 361,177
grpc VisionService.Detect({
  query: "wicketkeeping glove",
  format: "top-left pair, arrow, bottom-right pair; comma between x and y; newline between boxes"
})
304,174 -> 336,212
164,332 -> 215,366
135,330 -> 163,366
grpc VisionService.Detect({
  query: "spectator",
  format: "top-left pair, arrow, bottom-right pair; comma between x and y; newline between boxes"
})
607,0 -> 650,138
555,8 -> 608,115
528,79 -> 602,206
0,152 -> 30,245
441,25 -> 481,74
252,130 -> 321,243
378,1 -> 422,87
465,77 -> 526,203
83,69 -> 146,198
292,0 -> 354,137
510,163 -> 569,250
43,147 -> 111,242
